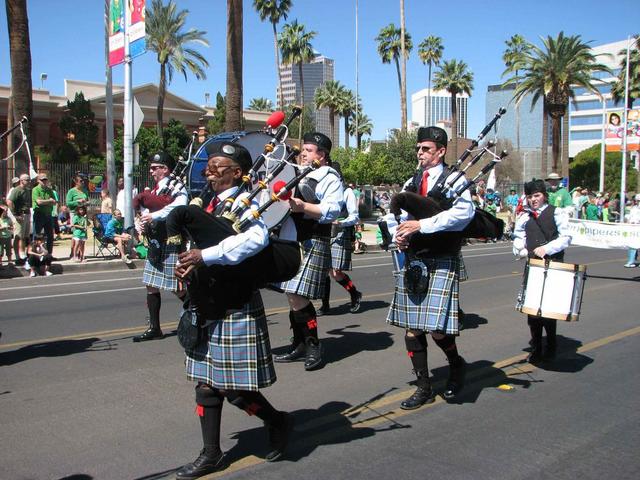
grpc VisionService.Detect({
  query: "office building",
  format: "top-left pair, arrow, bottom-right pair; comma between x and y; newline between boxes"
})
410,88 -> 469,138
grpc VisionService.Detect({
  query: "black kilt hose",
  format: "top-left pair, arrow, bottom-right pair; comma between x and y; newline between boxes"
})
185,290 -> 277,391
330,227 -> 354,271
280,235 -> 332,299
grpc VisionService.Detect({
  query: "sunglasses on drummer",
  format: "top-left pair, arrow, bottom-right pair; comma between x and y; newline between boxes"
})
201,163 -> 237,176
415,145 -> 437,153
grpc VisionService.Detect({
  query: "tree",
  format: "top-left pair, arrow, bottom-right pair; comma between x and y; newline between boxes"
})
347,111 -> 373,150
5,0 -> 33,173
207,92 -> 226,135
611,35 -> 640,109
314,80 -> 347,145
503,32 -> 611,179
433,59 -> 474,158
399,0 -> 407,133
225,0 -> 243,131
570,143 -> 637,193
417,35 -> 443,126
283,103 -> 316,141
279,20 -> 316,145
253,0 -> 292,109
376,23 -> 412,132
58,92 -> 99,156
502,34 -> 532,152
337,90 -> 357,149
162,118 -> 191,160
146,0 -> 209,140
248,97 -> 274,112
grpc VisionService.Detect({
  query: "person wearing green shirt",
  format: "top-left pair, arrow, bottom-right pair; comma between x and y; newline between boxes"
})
546,173 -> 573,209
66,175 -> 90,214
32,174 -> 57,253
585,198 -> 600,221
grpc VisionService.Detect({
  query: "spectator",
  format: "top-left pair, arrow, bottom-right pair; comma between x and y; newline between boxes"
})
51,184 -> 61,240
624,195 -> 640,268
101,189 -> 113,214
105,209 -> 133,264
31,173 -> 57,254
353,223 -> 365,254
66,174 -> 90,214
7,174 -> 32,266
584,195 -> 600,221
27,234 -> 53,277
58,206 -> 72,234
0,203 -> 14,267
116,176 -> 138,217
506,188 -> 519,231
577,189 -> 590,219
484,198 -> 498,242
71,205 -> 89,262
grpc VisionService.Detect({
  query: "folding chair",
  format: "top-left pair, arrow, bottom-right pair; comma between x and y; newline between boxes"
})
92,213 -> 120,259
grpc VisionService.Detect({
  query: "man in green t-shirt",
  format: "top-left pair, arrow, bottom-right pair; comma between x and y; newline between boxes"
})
7,174 -> 32,263
32,174 -> 57,253
546,172 -> 573,210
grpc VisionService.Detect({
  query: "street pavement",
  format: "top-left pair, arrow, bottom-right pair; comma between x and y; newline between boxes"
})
1,242 -> 639,479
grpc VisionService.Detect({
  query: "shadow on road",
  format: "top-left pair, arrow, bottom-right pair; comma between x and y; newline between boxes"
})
323,299 -> 390,316
56,475 -> 93,480
459,312 -> 489,330
588,274 -> 640,282
322,325 -> 394,364
532,335 -> 594,374
0,338 -> 106,366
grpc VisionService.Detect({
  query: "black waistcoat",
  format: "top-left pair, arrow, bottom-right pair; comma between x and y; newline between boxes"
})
525,206 -> 564,261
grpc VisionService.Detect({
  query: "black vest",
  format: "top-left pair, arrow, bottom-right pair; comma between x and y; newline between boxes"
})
525,206 -> 564,262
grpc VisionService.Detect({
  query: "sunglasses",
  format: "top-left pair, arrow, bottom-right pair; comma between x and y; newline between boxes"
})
415,145 -> 437,153
150,165 -> 167,171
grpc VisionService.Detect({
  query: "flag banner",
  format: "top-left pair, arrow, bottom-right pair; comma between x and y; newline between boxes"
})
108,0 -> 125,66
605,109 -> 640,153
567,218 -> 640,249
128,0 -> 146,59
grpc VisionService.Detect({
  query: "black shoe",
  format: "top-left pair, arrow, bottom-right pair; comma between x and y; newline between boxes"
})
349,291 -> 362,313
274,342 -> 306,363
317,303 -> 330,316
400,385 -> 436,410
175,449 -> 227,479
265,413 -> 295,462
527,347 -> 543,364
132,328 -> 164,342
443,357 -> 466,400
304,339 -> 323,371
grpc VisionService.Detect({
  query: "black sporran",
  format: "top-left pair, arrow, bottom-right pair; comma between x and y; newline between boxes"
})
404,259 -> 430,294
177,307 -> 203,350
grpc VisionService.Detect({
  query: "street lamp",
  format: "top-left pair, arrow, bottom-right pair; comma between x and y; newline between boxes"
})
204,92 -> 210,106
522,151 -> 529,184
40,73 -> 47,90
599,93 -> 606,193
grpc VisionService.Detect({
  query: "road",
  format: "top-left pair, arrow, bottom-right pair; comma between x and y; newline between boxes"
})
1,243 -> 639,480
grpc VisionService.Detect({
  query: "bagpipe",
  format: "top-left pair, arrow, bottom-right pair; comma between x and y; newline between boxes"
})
381,108 -> 508,254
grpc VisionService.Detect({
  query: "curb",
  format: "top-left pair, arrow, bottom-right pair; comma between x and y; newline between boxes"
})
0,258 -> 145,279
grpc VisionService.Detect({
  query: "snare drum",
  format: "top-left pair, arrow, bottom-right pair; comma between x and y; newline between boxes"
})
516,258 -> 587,322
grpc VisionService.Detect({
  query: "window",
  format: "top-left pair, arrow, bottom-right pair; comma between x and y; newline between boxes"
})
571,115 -> 603,126
570,130 -> 602,141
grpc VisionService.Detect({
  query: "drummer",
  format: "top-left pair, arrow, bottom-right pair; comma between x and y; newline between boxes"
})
512,179 -> 571,363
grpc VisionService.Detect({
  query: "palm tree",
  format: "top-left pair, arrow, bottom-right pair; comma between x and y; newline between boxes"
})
5,0 -> 33,173
279,20 -> 316,144
611,35 -> 640,109
337,90 -> 358,149
504,32 -> 611,178
376,23 -> 412,132
225,0 -> 243,131
248,97 -> 274,112
348,111 -> 373,149
146,0 -> 209,139
253,0 -> 292,109
433,59 -> 474,158
399,0 -> 407,133
502,34 -> 532,153
418,35 -> 443,126
314,80 -> 347,145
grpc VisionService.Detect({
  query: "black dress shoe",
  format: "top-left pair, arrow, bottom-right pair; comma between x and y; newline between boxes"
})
317,303 -> 331,316
443,357 -> 466,400
349,291 -> 362,313
175,449 -> 227,479
266,413 -> 295,462
274,343 -> 306,363
304,339 -> 323,371
400,385 -> 436,410
132,328 -> 164,343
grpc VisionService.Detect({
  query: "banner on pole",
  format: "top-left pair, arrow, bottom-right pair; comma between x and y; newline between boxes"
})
108,0 -> 125,66
128,0 -> 146,59
605,109 -> 640,153
567,218 -> 640,249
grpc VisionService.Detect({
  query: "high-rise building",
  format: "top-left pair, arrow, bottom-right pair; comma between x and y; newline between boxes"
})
410,88 -> 469,138
277,53 -> 339,146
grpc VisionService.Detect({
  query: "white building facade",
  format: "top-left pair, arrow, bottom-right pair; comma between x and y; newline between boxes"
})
410,88 -> 469,138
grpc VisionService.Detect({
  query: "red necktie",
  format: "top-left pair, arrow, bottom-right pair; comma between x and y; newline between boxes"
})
206,197 -> 220,214
419,170 -> 429,197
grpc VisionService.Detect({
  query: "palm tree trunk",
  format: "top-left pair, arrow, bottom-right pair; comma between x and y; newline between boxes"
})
225,0 -> 243,132
357,132 -> 362,150
394,57 -> 402,130
515,70 -> 520,153
399,0 -> 407,133
450,92 -> 458,158
427,62 -> 432,126
157,63 -> 166,140
561,113 -> 570,181
541,101 -> 548,177
344,114 -> 350,149
551,115 -> 561,174
272,21 -> 284,109
6,0 -> 33,173
298,62 -> 304,145
329,108 -> 335,143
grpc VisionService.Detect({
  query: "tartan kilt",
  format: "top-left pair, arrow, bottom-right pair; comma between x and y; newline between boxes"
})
280,235 -> 332,299
387,256 -> 461,335
458,252 -> 469,282
185,291 -> 276,391
142,243 -> 180,291
330,227 -> 354,270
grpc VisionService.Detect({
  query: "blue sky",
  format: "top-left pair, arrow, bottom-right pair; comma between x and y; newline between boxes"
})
0,0 -> 637,145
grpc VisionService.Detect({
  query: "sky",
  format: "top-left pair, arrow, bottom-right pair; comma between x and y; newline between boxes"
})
0,0 -> 638,146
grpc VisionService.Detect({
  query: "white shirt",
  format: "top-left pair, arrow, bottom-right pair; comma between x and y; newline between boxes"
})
149,177 -> 188,221
338,187 -> 359,227
201,187 -> 269,266
512,204 -> 571,258
308,166 -> 344,223
116,186 -> 138,213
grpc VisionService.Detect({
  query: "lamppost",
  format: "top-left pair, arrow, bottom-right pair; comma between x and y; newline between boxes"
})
522,151 -> 529,184
599,93 -> 606,193
40,73 -> 47,90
